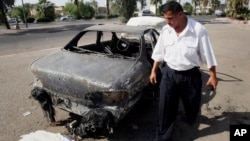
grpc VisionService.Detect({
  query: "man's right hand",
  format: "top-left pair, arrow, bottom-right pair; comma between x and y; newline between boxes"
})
150,61 -> 161,85
150,71 -> 158,85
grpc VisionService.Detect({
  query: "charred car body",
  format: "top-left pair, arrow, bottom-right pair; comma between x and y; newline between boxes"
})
30,24 -> 160,137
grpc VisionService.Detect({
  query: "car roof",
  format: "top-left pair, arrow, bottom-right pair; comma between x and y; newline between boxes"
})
84,24 -> 152,34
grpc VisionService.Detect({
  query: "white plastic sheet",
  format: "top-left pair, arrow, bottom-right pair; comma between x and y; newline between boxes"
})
19,130 -> 74,141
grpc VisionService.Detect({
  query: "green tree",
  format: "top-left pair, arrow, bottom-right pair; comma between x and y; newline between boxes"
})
211,0 -> 221,10
72,0 -> 78,5
36,0 -> 55,21
65,0 -> 95,19
3,0 -> 15,6
64,2 -> 78,16
150,0 -> 162,15
114,0 -> 137,23
138,0 -> 147,10
89,0 -> 98,13
109,0 -> 119,15
227,0 -> 250,20
183,2 -> 193,15
81,2 -> 95,19
0,0 -> 15,29
10,4 -> 30,22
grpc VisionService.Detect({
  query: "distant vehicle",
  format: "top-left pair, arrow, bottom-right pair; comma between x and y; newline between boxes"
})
8,18 -> 20,24
60,15 -> 74,21
215,10 -> 226,17
126,16 -> 165,33
183,10 -> 191,15
138,10 -> 155,16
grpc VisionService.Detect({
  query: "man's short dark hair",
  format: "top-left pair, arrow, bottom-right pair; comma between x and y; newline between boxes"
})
162,1 -> 183,14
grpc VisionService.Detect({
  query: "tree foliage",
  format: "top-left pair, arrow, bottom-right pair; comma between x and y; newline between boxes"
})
64,0 -> 95,19
227,0 -> 250,20
36,0 -> 55,21
113,0 -> 137,22
89,0 -> 98,13
64,3 -> 78,15
183,2 -> 193,15
211,0 -> 221,9
0,0 -> 15,28
138,0 -> 147,10
81,2 -> 95,19
150,0 -> 163,15
10,4 -> 31,22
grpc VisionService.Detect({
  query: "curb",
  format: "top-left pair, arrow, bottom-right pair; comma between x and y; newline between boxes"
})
226,18 -> 250,25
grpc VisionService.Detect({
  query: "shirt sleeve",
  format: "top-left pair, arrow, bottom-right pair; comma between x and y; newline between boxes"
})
151,31 -> 164,62
199,28 -> 217,69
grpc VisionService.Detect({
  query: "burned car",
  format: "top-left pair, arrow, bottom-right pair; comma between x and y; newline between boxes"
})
30,24 -> 160,137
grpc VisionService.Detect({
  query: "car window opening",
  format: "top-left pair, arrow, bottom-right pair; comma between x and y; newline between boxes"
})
71,31 -> 141,59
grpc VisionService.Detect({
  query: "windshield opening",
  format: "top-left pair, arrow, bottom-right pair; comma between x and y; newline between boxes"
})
68,31 -> 141,59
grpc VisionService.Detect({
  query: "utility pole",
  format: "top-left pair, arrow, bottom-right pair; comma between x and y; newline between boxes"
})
21,0 -> 28,28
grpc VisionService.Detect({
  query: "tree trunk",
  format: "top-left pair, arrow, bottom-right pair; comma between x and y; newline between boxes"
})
106,0 -> 110,18
0,0 -> 10,29
155,0 -> 158,15
194,2 -> 197,15
73,0 -> 78,5
140,0 -> 143,10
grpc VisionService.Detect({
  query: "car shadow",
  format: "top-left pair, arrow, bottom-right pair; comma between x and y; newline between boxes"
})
56,69 -> 244,141
107,70 -> 244,141
171,70 -> 244,141
108,97 -> 158,141
171,111 -> 250,141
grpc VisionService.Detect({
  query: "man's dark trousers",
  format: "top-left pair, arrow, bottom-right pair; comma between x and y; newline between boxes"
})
157,65 -> 202,141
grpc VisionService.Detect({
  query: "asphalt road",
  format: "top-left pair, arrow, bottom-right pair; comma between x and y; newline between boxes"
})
0,18 -> 122,56
0,16 -> 217,56
1,17 -> 250,141
0,24 -> 92,56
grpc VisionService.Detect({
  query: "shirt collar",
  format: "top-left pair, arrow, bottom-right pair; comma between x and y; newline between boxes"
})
163,17 -> 195,35
178,17 -> 195,37
182,17 -> 195,34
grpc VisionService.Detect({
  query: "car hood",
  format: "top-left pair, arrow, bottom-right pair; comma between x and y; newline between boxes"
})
30,50 -> 139,96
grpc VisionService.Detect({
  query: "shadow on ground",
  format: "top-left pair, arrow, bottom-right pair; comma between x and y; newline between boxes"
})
56,70 -> 246,141
107,70 -> 245,141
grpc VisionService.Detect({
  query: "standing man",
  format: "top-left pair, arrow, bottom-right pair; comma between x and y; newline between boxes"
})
149,1 -> 218,141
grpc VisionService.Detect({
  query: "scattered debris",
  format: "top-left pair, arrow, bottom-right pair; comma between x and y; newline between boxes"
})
214,106 -> 222,110
22,111 -> 31,117
19,130 -> 74,141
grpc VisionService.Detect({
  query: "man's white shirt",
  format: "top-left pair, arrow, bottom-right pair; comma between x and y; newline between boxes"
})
151,17 -> 217,71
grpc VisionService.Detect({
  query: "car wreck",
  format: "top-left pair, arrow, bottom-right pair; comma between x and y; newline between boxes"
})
30,24 -> 160,137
